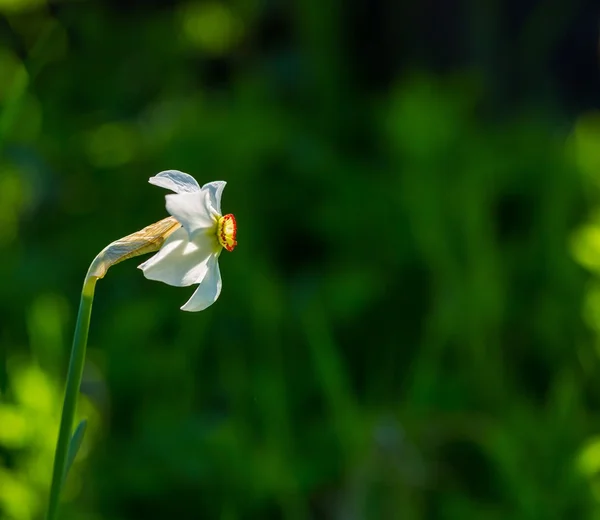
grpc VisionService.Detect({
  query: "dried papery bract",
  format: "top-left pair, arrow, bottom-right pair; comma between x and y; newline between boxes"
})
87,216 -> 181,283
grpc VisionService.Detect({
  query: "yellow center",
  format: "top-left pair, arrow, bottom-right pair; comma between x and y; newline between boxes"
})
217,214 -> 237,252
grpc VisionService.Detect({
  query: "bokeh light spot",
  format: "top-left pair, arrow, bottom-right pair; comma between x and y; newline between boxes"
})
570,224 -> 600,275
578,436 -> 600,477
0,406 -> 29,448
180,2 -> 242,55
12,364 -> 57,414
0,469 -> 36,519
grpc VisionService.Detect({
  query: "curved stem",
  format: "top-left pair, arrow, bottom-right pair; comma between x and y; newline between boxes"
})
46,275 -> 97,520
44,217 -> 176,519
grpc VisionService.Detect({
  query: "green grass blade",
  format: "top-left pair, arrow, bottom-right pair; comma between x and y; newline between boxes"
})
46,278 -> 97,520
61,419 -> 88,489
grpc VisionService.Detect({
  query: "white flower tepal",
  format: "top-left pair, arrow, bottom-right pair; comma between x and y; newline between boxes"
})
139,170 -> 237,312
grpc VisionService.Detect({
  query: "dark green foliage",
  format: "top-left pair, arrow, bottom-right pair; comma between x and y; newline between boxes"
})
0,1 -> 599,519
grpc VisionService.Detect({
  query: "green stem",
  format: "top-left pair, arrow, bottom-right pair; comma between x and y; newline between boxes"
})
44,215 -> 176,519
46,275 -> 97,520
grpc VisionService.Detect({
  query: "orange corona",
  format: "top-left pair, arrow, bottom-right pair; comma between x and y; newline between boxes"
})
217,214 -> 237,252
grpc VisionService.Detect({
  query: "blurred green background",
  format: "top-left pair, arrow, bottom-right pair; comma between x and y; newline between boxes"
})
2,0 -> 600,518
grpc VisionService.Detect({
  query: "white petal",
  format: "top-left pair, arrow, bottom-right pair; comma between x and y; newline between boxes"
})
201,181 -> 226,215
149,170 -> 200,193
165,191 -> 216,237
138,228 -> 212,287
180,254 -> 222,311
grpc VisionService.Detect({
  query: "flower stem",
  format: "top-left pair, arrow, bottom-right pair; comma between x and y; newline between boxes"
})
45,217 -> 178,519
46,275 -> 97,520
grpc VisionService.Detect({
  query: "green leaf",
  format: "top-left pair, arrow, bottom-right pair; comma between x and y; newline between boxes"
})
61,419 -> 87,489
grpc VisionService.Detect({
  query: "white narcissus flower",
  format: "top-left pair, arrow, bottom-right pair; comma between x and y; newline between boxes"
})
138,170 -> 237,311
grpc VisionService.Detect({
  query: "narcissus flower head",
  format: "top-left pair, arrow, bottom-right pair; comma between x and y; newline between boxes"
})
138,170 -> 237,311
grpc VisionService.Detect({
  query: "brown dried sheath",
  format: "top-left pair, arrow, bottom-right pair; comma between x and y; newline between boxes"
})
87,216 -> 181,280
